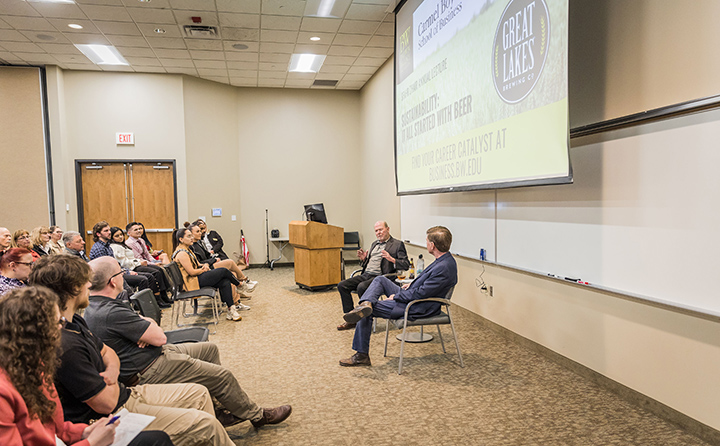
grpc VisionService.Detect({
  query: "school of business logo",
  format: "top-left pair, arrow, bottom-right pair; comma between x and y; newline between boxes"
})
492,0 -> 550,103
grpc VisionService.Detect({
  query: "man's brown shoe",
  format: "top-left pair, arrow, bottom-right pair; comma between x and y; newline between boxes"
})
251,405 -> 292,428
343,301 -> 373,324
215,408 -> 243,428
339,352 -> 371,367
336,321 -> 356,331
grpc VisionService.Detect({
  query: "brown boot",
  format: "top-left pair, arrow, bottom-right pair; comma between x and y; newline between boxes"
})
251,405 -> 292,428
339,352 -> 371,367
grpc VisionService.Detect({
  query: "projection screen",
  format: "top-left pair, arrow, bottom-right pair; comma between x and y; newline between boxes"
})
395,0 -> 571,195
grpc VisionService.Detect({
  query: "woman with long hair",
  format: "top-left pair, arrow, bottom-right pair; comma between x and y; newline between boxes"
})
108,227 -> 172,307
10,229 -> 40,262
30,226 -> 52,257
172,228 -> 243,322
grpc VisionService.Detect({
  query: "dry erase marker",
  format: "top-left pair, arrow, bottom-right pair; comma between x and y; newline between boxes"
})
107,415 -> 120,425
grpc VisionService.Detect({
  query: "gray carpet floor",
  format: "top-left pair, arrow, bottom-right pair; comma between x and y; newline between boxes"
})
161,266 -> 711,446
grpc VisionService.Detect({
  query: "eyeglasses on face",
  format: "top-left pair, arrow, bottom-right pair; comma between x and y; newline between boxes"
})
107,270 -> 124,286
15,261 -> 33,267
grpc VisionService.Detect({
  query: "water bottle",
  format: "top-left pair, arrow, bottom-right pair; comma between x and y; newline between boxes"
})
417,254 -> 424,274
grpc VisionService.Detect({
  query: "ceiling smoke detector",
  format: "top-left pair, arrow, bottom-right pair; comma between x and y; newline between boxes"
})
183,25 -> 219,38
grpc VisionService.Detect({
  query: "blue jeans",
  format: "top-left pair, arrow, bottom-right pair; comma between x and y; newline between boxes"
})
351,276 -> 401,354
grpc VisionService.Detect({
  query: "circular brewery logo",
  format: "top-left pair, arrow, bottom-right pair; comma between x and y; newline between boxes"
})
492,0 -> 550,103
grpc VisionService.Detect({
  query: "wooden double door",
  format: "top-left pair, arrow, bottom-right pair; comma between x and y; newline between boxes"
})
77,161 -> 177,253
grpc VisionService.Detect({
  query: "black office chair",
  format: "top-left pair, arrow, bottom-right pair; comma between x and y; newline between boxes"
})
163,262 -> 220,334
382,286 -> 464,374
341,231 -> 361,280
130,289 -> 209,343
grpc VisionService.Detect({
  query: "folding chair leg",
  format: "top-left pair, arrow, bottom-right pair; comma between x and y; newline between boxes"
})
398,323 -> 409,375
436,324 -> 446,353
384,318 -> 390,357
448,308 -> 464,367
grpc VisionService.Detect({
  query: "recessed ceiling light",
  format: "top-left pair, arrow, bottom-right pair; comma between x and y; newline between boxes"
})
232,43 -> 249,50
310,36 -> 321,41
288,53 -> 326,73
154,28 -> 166,34
68,24 -> 83,29
74,44 -> 129,66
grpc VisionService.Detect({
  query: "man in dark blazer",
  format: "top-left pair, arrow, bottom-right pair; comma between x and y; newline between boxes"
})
336,221 -> 409,330
339,226 -> 457,367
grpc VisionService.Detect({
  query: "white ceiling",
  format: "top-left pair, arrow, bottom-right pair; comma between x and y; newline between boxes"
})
0,0 -> 399,89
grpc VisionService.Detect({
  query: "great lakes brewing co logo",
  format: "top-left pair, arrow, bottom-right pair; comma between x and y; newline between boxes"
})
492,0 -> 550,103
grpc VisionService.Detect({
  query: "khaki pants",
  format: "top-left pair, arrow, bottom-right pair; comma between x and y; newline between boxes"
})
139,342 -> 263,422
124,383 -> 234,446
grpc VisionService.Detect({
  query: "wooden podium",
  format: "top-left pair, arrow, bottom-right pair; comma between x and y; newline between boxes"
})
289,221 -> 343,290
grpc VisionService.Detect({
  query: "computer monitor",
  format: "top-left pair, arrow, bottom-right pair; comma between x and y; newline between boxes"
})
304,203 -> 327,224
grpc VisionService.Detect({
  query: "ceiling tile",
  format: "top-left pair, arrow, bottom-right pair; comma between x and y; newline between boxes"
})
125,56 -> 163,66
193,59 -> 226,68
375,22 -> 393,35
62,62 -> 102,71
106,35 -> 150,47
230,78 -> 258,87
336,81 -> 364,90
2,16 -> 56,32
319,64 -> 349,74
127,7 -> 177,24
332,33 -> 370,46
286,72 -> 315,80
342,73 -> 371,82
116,46 -> 156,57
347,65 -> 377,74
159,58 -> 195,67
226,60 -> 259,69
0,1 -> 41,17
135,66 -> 168,73
65,33 -> 111,45
54,53 -> 91,63
137,23 -> 183,38
222,41 -> 260,52
77,0 -> 124,6
324,55 -> 356,65
14,52 -> 59,64
219,12 -> 260,29
172,10 -> 219,26
338,19 -> 377,34
261,14 -> 301,30
354,56 -> 386,66
0,41 -> 44,53
260,29 -> 297,43
186,39 -> 223,50
20,30 -> 71,44
0,29 -> 30,42
261,0 -> 306,16
258,52 -> 290,63
285,79 -> 313,88
94,21 -> 142,36
228,69 -> 257,78
258,61 -> 286,71
258,78 -> 285,87
27,3 -> 88,20
300,17 -> 341,33
327,45 -> 362,57
258,70 -> 286,79
196,67 -> 227,75
297,30 -> 334,43
99,64 -> 134,71
217,0 -> 260,14
169,0 -> 216,11
359,46 -> 391,58
165,67 -> 198,75
189,49 -> 225,60
0,18 -> 11,30
153,48 -> 191,58
345,3 -> 387,21
259,41 -> 293,53
221,27 -> 259,41
78,5 -> 133,22
47,18 -> 101,34
145,37 -> 187,49
38,42 -> 83,54
201,75 -> 231,83
293,43 -> 329,54
224,52 -> 259,63
367,34 -> 392,47
119,0 -> 171,7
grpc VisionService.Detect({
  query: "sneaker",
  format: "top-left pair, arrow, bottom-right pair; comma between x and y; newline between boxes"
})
226,305 -> 242,321
236,285 -> 253,298
233,303 -> 251,311
240,280 -> 257,293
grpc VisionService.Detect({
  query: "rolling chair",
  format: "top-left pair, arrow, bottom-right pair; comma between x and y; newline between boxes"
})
382,286 -> 464,374
130,288 -> 209,343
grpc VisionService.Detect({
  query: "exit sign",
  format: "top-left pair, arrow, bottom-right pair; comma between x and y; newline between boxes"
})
116,133 -> 134,145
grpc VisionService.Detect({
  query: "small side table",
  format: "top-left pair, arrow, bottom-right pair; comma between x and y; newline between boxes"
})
269,237 -> 289,270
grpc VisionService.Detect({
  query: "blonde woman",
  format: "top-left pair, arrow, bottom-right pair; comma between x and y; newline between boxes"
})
30,226 -> 51,257
10,230 -> 40,262
47,226 -> 65,255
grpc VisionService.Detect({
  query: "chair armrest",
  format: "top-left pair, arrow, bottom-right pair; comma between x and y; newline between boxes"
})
350,269 -> 363,278
403,298 -> 451,320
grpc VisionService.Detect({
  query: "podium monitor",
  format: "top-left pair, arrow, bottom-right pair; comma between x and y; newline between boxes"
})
304,203 -> 327,224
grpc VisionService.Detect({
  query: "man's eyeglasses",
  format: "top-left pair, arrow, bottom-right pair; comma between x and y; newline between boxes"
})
108,270 -> 124,285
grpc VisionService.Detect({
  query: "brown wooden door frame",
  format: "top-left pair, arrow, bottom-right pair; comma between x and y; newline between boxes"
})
75,159 -> 179,240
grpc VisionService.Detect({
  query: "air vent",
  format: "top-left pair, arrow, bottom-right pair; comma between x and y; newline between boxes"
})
183,25 -> 219,38
312,79 -> 338,87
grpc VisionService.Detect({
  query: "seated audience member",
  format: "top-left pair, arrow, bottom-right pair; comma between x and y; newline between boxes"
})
63,231 -> 89,261
83,256 -> 292,429
336,221 -> 409,330
0,227 -> 12,256
0,286 -> 174,446
125,222 -> 170,264
28,256 -> 243,446
339,226 -> 458,367
173,228 -> 246,321
109,227 -> 172,308
0,248 -> 32,296
11,229 -> 41,262
89,221 -> 153,294
186,222 -> 256,297
30,226 -> 52,257
194,219 -> 228,260
47,225 -> 65,255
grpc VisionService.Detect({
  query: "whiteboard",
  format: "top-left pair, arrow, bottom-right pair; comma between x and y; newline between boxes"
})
402,108 -> 720,316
